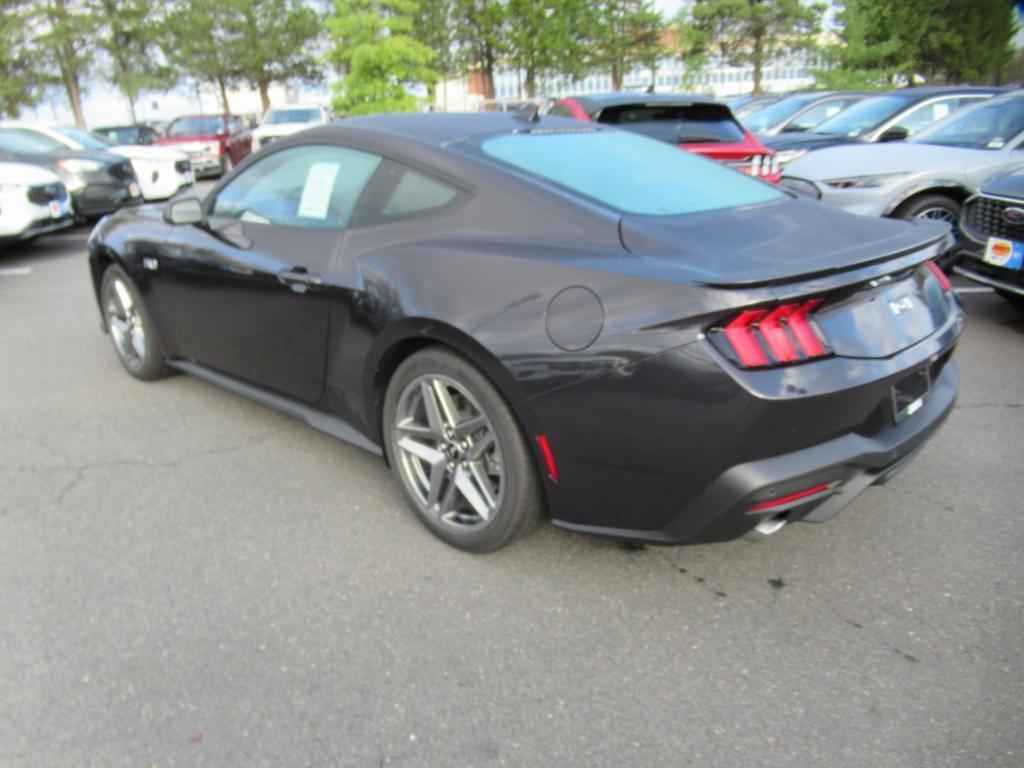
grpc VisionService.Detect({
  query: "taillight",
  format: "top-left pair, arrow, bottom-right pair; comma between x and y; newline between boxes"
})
924,259 -> 951,293
711,298 -> 831,369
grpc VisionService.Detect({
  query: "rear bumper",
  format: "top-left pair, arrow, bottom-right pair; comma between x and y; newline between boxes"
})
551,357 -> 958,545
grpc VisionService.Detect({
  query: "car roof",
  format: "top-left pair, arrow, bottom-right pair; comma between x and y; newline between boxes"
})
882,85 -> 1009,101
562,92 -> 721,111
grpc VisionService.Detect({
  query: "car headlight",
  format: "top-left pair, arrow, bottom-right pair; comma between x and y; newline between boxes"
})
775,149 -> 809,166
823,173 -> 908,189
205,141 -> 221,155
778,177 -> 821,200
58,158 -> 104,173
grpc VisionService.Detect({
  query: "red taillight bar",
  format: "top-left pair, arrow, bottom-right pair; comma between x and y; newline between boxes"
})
749,483 -> 834,513
924,260 -> 951,293
535,435 -> 559,483
714,298 -> 830,369
722,308 -> 769,367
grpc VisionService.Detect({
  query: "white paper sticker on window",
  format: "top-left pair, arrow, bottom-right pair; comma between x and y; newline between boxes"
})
298,162 -> 340,220
933,103 -> 950,119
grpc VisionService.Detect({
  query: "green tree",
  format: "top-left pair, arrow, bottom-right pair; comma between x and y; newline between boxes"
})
0,0 -> 47,118
690,0 -> 825,95
31,0 -> 101,127
593,0 -> 665,91
832,0 -> 1015,85
412,0 -> 456,107
233,0 -> 323,113
505,0 -> 593,98
453,0 -> 505,101
327,0 -> 437,115
161,0 -> 244,112
97,0 -> 175,123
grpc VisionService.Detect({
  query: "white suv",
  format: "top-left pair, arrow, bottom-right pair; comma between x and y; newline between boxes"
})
252,104 -> 332,151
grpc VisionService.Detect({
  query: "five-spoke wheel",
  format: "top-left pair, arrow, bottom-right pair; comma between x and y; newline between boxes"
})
101,265 -> 167,380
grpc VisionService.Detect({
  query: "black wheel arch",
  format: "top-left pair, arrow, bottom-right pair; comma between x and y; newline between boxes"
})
886,183 -> 971,218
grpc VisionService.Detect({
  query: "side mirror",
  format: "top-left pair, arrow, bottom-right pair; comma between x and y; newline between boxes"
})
164,196 -> 204,225
878,126 -> 910,143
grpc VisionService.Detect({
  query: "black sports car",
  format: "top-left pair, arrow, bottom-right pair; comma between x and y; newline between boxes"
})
958,168 -> 1024,308
87,112 -> 964,552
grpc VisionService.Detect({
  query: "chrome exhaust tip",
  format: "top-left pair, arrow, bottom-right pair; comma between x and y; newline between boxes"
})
747,512 -> 789,540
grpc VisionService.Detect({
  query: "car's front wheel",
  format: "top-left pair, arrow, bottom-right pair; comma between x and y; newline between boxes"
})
100,265 -> 168,381
383,348 -> 541,553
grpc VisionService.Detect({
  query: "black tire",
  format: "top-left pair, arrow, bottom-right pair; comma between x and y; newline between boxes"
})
383,347 -> 542,553
893,195 -> 963,270
221,153 -> 234,176
100,264 -> 169,381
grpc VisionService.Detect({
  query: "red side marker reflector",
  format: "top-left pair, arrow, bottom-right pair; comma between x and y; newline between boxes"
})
749,483 -> 831,513
759,303 -> 800,362
535,435 -> 559,483
723,308 -> 769,367
787,298 -> 826,357
924,260 -> 952,293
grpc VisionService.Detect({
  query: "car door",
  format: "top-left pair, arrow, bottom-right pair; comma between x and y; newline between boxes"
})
154,143 -> 383,403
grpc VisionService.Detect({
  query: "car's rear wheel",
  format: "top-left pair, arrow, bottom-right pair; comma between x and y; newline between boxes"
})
100,265 -> 168,381
893,194 -> 963,269
221,153 -> 234,175
383,348 -> 541,552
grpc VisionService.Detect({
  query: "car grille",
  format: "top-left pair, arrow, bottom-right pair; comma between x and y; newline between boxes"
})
962,195 -> 1024,241
108,160 -> 135,181
26,182 -> 68,205
174,159 -> 190,173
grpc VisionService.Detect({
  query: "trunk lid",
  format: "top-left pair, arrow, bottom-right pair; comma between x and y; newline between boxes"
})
619,197 -> 951,287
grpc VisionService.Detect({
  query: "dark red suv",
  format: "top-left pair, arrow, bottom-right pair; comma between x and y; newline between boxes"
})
550,93 -> 780,183
155,114 -> 253,178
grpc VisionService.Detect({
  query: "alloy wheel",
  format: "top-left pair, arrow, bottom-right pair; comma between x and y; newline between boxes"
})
105,278 -> 147,366
392,374 -> 503,529
915,207 -> 957,225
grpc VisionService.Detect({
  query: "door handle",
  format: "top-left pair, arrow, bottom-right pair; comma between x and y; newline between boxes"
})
277,268 -> 323,294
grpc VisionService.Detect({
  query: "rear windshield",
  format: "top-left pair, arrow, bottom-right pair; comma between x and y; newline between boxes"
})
479,129 -> 782,216
264,108 -> 321,125
596,103 -> 746,144
0,128 -> 64,153
168,116 -> 224,136
741,94 -> 819,132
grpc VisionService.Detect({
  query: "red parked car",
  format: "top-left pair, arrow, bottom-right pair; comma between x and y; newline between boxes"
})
155,114 -> 252,178
550,93 -> 780,183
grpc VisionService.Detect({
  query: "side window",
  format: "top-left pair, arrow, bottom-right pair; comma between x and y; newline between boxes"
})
380,168 -> 458,217
228,116 -> 243,135
548,103 -> 573,118
212,144 -> 382,229
894,98 -> 960,136
790,99 -> 847,131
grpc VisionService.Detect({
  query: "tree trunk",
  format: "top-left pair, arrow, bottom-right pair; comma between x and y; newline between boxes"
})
258,79 -> 271,113
481,50 -> 495,101
752,32 -> 763,95
525,69 -> 536,99
127,93 -> 137,124
59,60 -> 86,128
217,76 -> 231,113
442,77 -> 448,112
611,61 -> 622,91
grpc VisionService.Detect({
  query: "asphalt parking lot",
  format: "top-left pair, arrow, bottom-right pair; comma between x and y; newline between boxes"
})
1,222 -> 1022,768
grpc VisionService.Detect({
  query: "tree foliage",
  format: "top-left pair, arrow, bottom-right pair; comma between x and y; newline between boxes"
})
412,0 -> 456,103
593,0 -> 665,91
832,0 -> 1016,85
31,0 -> 101,127
327,0 -> 437,115
0,0 -> 47,118
161,0 -> 245,111
97,0 -> 175,122
452,0 -> 505,101
505,0 -> 593,97
689,0 -> 825,95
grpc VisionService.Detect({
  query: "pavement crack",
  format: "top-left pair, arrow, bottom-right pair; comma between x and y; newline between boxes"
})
954,402 -> 1023,410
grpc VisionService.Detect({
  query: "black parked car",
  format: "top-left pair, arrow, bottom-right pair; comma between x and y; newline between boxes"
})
87,113 -> 963,552
766,86 -> 1005,168
958,168 -> 1024,308
0,127 -> 142,220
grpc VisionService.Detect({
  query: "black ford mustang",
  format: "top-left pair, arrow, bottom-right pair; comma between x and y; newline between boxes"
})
87,112 -> 963,552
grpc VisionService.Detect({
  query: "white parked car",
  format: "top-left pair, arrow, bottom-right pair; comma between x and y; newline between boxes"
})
0,161 -> 73,243
0,123 -> 194,201
252,104 -> 332,151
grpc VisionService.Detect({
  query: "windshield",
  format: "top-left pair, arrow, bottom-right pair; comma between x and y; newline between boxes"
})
913,99 -> 1024,150
54,126 -> 112,150
734,97 -> 782,120
0,128 -> 65,153
812,94 -> 915,137
263,108 -> 321,125
742,94 -> 819,132
596,103 -> 746,144
479,129 -> 782,216
167,116 -> 224,136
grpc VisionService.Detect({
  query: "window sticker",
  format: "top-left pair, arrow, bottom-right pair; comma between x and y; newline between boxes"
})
298,162 -> 340,220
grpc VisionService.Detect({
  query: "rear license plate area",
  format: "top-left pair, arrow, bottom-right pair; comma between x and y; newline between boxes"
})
892,367 -> 931,423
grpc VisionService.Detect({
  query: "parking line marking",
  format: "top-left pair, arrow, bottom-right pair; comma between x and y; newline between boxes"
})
954,287 -> 994,294
0,267 -> 32,277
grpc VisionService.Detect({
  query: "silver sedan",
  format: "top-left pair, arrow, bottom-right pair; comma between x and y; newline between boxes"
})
781,93 -> 1024,230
